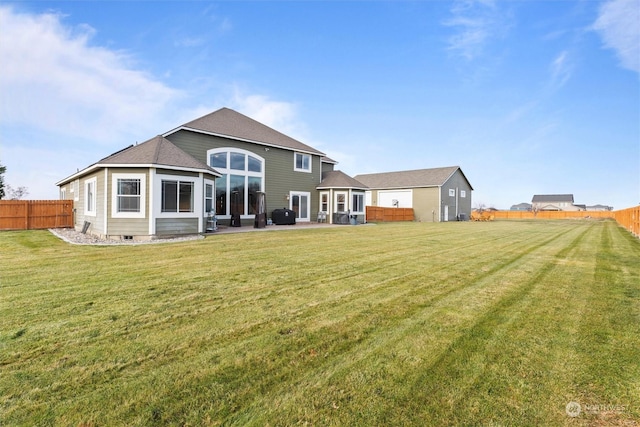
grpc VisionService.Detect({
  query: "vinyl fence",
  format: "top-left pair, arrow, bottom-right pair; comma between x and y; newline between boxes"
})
0,200 -> 74,230
366,206 -> 414,222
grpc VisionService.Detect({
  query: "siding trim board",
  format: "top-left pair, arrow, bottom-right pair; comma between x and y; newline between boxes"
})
103,168 -> 108,236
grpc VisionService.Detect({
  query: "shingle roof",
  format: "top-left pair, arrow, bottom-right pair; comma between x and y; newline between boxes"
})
99,135 -> 218,173
56,136 -> 219,185
531,194 -> 574,203
354,166 -> 471,190
166,107 -> 325,156
322,156 -> 338,164
317,170 -> 368,190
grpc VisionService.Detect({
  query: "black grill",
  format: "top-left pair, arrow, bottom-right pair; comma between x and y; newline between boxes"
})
271,208 -> 296,225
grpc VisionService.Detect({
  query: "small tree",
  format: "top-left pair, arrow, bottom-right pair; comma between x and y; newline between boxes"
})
5,184 -> 29,200
0,161 -> 6,200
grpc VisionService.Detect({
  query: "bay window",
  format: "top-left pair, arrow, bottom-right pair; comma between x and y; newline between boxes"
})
161,180 -> 194,213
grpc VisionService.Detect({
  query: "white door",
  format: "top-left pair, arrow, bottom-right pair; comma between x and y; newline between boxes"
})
290,192 -> 310,222
444,205 -> 449,222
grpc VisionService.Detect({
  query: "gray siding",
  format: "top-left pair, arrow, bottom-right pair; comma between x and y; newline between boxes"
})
106,168 -> 150,236
322,162 -> 335,174
166,130 -> 321,220
107,218 -> 149,236
441,170 -> 473,221
156,218 -> 199,235
74,170 -> 105,236
156,168 -> 199,178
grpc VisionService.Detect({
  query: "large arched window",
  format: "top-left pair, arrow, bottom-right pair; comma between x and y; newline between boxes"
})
208,148 -> 264,217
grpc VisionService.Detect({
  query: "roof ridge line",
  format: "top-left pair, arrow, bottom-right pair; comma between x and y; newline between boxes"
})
152,135 -> 163,163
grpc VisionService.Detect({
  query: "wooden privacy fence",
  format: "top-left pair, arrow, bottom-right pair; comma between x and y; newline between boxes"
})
492,206 -> 640,238
492,210 -> 614,220
612,206 -> 640,238
0,200 -> 74,230
366,206 -> 414,222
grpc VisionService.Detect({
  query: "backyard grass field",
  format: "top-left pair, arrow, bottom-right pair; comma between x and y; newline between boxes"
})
1,220 -> 639,426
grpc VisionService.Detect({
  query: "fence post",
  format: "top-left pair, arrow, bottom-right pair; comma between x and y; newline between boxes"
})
24,201 -> 29,230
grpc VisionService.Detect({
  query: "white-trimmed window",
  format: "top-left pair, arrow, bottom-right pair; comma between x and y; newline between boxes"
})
352,193 -> 365,214
72,179 -> 80,201
449,189 -> 455,197
208,148 -> 264,216
460,190 -> 466,198
205,183 -> 214,214
294,152 -> 311,173
320,192 -> 329,212
84,177 -> 97,216
60,187 -> 66,200
112,174 -> 146,218
336,192 -> 347,212
162,180 -> 194,213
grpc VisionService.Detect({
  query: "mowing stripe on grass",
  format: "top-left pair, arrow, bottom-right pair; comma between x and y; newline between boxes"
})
1,221 -> 638,426
217,224 -> 590,424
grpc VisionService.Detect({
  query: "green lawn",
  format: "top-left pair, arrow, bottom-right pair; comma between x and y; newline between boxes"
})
1,220 -> 639,426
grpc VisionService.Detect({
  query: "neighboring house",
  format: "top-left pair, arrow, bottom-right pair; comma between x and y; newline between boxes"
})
510,203 -> 532,211
316,170 -> 368,224
586,204 -> 613,211
531,194 -> 584,211
354,166 -> 473,222
56,136 -> 220,240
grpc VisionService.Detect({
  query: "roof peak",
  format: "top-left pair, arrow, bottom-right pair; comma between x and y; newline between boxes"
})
356,165 -> 459,177
354,166 -> 471,190
165,107 -> 325,156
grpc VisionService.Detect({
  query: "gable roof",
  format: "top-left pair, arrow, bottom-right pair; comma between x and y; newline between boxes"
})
321,156 -> 338,165
531,194 -> 574,203
354,166 -> 473,190
317,170 -> 368,190
56,136 -> 219,185
164,107 -> 325,156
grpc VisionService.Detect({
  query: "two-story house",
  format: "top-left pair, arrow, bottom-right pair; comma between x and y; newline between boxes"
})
56,108 -> 367,240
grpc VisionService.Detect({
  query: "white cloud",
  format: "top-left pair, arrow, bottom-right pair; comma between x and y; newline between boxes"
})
229,89 -> 310,142
443,0 -> 509,61
0,6 -> 323,198
0,6 -> 181,144
592,0 -> 640,74
549,50 -> 573,89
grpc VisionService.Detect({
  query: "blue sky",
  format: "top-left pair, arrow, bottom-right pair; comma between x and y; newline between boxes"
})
1,0 -> 638,209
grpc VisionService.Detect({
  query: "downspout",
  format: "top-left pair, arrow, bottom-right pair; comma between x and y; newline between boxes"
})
149,168 -> 155,235
438,186 -> 442,222
456,187 -> 459,220
103,168 -> 108,236
198,173 -> 204,233
329,189 -> 333,224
